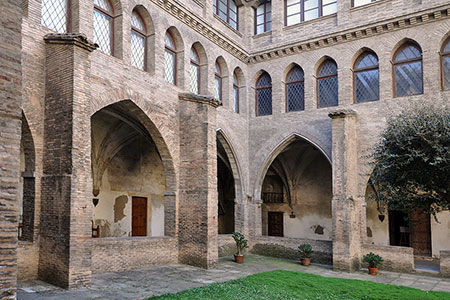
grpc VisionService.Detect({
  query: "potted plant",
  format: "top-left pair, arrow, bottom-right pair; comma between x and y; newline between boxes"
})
363,252 -> 384,275
298,243 -> 313,266
232,232 -> 249,263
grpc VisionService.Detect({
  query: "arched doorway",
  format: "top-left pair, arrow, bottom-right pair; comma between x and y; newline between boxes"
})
260,136 -> 332,239
217,138 -> 235,234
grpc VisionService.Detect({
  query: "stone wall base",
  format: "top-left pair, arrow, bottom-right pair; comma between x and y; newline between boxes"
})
362,244 -> 414,273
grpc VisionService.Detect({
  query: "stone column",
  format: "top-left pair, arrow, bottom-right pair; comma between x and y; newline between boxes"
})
0,1 -> 22,299
39,34 -> 96,288
329,109 -> 362,272
178,93 -> 220,269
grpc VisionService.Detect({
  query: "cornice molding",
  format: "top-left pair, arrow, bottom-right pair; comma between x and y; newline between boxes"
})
44,33 -> 98,52
179,93 -> 222,108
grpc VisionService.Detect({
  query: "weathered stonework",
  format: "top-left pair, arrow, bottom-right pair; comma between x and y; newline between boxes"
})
440,251 -> 450,277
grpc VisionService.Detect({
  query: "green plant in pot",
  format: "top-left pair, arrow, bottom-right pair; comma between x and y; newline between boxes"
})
298,243 -> 313,266
363,252 -> 384,275
232,232 -> 249,263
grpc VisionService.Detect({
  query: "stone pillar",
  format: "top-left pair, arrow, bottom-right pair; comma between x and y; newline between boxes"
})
178,93 -> 220,269
329,109 -> 362,272
39,34 -> 96,288
0,1 -> 22,299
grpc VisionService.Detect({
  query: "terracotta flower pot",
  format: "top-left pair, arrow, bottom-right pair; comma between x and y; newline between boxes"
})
301,258 -> 311,266
368,267 -> 378,275
234,254 -> 244,263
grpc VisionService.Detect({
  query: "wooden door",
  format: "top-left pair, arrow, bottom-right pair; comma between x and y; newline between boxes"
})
132,197 -> 147,236
410,210 -> 431,256
268,212 -> 283,237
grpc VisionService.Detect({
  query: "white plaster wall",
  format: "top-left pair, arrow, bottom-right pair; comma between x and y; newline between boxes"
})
431,211 -> 450,257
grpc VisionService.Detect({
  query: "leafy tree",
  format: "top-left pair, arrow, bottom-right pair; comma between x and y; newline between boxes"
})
369,104 -> 450,219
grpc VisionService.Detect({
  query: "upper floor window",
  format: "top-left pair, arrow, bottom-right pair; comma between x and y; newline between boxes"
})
94,0 -> 114,55
190,47 -> 201,94
286,65 -> 305,112
354,52 -> 379,103
286,0 -> 337,26
42,0 -> 69,33
317,58 -> 338,108
256,72 -> 272,116
131,10 -> 147,71
352,0 -> 376,8
393,42 -> 423,97
255,1 -> 272,35
441,37 -> 450,90
164,32 -> 176,85
214,0 -> 238,30
215,62 -> 222,100
233,72 -> 239,113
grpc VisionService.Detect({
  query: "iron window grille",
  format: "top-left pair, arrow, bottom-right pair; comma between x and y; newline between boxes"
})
233,72 -> 239,113
354,52 -> 379,103
255,1 -> 272,35
256,72 -> 272,116
41,0 -> 69,33
393,43 -> 423,97
286,66 -> 305,112
441,38 -> 450,90
317,59 -> 338,108
285,0 -> 337,26
190,47 -> 200,94
131,10 -> 147,71
352,0 -> 376,7
215,62 -> 222,100
93,0 -> 114,55
164,32 -> 176,85
213,0 -> 239,30
262,192 -> 284,203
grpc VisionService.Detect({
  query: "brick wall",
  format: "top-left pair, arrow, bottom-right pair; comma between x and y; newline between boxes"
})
91,237 -> 178,273
18,242 -> 39,281
362,244 -> 414,273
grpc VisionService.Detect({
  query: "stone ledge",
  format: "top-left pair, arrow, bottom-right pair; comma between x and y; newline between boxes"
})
179,93 -> 222,108
440,250 -> 450,277
328,109 -> 357,119
44,33 -> 98,52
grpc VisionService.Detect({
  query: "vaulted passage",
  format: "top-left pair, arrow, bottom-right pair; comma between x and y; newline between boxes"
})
261,137 -> 332,240
217,137 -> 235,234
91,103 -> 166,238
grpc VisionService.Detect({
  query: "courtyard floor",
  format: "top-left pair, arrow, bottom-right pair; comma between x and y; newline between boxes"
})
18,255 -> 450,300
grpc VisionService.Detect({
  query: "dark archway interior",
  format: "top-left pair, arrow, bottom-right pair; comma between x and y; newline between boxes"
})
217,139 -> 235,234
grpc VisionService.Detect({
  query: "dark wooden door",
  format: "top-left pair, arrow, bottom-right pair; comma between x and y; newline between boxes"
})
268,212 -> 283,237
410,210 -> 431,256
132,197 -> 147,236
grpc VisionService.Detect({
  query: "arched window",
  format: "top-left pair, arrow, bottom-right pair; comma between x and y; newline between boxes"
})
164,32 -> 176,85
286,66 -> 305,112
393,42 -> 423,97
233,72 -> 239,113
255,1 -> 272,34
213,0 -> 238,30
190,47 -> 200,94
94,0 -> 114,55
131,10 -> 147,71
215,62 -> 222,100
317,59 -> 338,108
286,0 -> 337,26
41,0 -> 69,33
441,37 -> 450,90
256,72 -> 272,116
354,52 -> 379,103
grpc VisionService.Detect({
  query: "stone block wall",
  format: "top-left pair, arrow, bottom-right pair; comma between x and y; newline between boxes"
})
91,237 -> 178,273
18,242 -> 39,281
218,234 -> 236,257
361,244 -> 414,273
440,250 -> 450,278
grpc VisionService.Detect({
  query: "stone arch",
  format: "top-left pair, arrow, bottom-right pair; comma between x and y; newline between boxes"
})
351,47 -> 379,69
282,62 -> 303,83
191,41 -> 208,94
390,38 -> 422,61
252,69 -> 270,87
215,56 -> 229,104
314,55 -> 339,75
233,66 -> 245,87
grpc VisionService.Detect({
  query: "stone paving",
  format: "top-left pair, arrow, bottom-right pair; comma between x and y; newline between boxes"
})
18,255 -> 450,300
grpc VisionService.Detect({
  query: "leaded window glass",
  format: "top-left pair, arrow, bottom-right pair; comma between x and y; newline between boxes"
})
214,0 -> 238,30
94,0 -> 113,55
352,0 -> 376,7
164,32 -> 176,85
215,62 -> 222,100
256,72 -> 272,116
41,0 -> 68,33
441,38 -> 450,90
317,59 -> 338,108
131,11 -> 146,71
354,52 -> 379,103
393,43 -> 423,97
286,0 -> 337,26
286,66 -> 305,112
233,72 -> 239,113
190,48 -> 200,94
255,2 -> 272,35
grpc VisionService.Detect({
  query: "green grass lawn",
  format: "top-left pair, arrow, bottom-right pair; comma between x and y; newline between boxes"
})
150,270 -> 450,300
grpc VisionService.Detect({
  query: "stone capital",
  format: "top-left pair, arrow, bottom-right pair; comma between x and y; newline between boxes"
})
328,109 -> 357,119
44,33 -> 98,52
178,93 -> 222,108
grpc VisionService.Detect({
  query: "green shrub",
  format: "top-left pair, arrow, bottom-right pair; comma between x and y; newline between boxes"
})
363,252 -> 384,268
232,232 -> 248,255
298,243 -> 313,258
